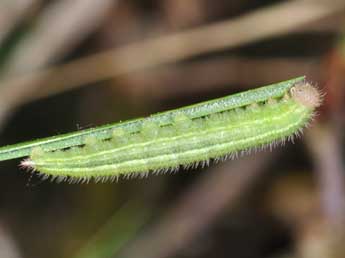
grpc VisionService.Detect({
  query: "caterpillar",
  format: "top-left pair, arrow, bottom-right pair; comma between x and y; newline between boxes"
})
18,78 -> 321,183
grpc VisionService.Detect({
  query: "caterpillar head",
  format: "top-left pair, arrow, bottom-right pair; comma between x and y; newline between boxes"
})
290,82 -> 322,109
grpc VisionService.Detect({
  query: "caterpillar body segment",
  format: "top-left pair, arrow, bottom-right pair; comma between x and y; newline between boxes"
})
21,80 -> 321,182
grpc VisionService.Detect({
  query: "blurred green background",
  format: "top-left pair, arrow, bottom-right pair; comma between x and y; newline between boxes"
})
0,1 -> 345,258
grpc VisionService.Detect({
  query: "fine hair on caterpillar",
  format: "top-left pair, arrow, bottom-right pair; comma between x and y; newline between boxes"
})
289,81 -> 322,108
17,78 -> 321,183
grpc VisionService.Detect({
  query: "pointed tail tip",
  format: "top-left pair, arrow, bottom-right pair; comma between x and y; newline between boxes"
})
19,158 -> 35,170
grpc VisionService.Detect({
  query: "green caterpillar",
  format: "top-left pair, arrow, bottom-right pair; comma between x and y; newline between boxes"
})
16,77 -> 321,183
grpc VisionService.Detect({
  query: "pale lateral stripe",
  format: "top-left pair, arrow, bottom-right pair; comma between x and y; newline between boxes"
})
38,102 -> 301,163
36,110 -> 308,176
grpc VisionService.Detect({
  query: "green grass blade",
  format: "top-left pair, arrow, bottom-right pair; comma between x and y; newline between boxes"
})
0,76 -> 304,162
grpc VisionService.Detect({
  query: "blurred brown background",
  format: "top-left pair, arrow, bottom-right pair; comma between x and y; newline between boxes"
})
0,0 -> 345,258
